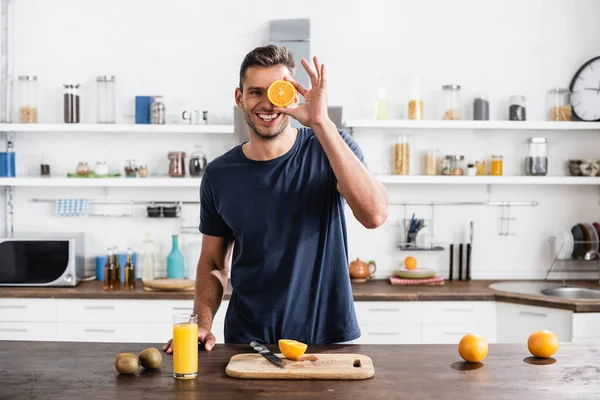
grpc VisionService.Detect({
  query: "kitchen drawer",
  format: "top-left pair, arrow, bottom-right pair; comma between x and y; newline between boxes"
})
57,322 -> 150,343
496,302 -> 572,343
572,313 -> 600,339
355,324 -> 421,344
0,322 -> 57,341
354,301 -> 421,326
165,300 -> 229,326
421,301 -> 496,324
57,299 -> 171,323
0,298 -> 57,322
422,323 -> 497,344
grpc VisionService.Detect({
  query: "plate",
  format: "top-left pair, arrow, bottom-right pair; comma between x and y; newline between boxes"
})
593,222 -> 600,252
581,223 -> 594,254
584,223 -> 598,254
571,224 -> 585,260
392,268 -> 437,279
555,229 -> 572,260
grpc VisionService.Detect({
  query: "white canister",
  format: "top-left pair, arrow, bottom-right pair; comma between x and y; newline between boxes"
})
94,161 -> 109,177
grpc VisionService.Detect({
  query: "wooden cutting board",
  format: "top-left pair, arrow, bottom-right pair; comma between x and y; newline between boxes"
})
225,353 -> 374,380
142,279 -> 195,292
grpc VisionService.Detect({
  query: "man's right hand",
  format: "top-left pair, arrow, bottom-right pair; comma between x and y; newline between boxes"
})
162,327 -> 216,354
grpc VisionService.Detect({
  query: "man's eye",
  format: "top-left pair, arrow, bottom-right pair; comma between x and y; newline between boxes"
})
250,91 -> 261,95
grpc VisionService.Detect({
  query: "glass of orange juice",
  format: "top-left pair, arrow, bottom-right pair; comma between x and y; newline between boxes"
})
173,313 -> 198,379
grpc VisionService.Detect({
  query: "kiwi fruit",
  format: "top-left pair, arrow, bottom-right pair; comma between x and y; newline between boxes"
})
138,347 -> 162,369
115,352 -> 140,374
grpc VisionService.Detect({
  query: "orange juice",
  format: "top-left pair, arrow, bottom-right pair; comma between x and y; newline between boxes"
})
173,315 -> 198,379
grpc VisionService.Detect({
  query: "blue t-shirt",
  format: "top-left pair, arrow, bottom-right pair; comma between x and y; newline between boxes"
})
199,127 -> 364,344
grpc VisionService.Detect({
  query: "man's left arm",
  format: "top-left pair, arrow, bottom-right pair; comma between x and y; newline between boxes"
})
313,120 -> 389,229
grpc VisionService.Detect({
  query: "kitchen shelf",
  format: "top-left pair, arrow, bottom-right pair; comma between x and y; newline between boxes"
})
376,175 -> 600,185
0,177 -> 203,187
2,175 -> 600,187
0,123 -> 234,134
345,120 -> 600,131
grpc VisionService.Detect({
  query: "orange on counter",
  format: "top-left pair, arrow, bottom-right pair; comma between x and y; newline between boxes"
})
278,339 -> 307,360
404,256 -> 417,270
458,334 -> 488,363
267,80 -> 297,107
528,330 -> 559,358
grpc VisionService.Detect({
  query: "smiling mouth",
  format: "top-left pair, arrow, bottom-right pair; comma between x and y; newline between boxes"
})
255,112 -> 281,123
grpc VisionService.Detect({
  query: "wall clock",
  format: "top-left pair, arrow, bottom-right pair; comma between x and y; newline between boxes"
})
569,56 -> 600,121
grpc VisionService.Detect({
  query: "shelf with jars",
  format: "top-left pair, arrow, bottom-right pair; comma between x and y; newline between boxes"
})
345,120 -> 600,131
0,123 -> 233,134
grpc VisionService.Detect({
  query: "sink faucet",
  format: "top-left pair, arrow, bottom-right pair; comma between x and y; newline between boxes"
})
584,250 -> 600,284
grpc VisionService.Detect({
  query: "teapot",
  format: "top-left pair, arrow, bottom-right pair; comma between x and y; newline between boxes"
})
349,258 -> 377,281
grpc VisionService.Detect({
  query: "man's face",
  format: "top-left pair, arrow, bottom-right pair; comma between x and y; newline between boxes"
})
235,65 -> 297,141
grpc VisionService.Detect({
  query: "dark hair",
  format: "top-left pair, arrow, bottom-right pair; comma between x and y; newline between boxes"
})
238,45 -> 295,90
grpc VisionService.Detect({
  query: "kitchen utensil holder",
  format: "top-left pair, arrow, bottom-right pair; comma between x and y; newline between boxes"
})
545,237 -> 600,286
397,217 -> 444,251
30,198 -> 194,218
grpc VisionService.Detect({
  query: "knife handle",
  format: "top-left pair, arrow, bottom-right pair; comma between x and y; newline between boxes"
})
250,341 -> 266,352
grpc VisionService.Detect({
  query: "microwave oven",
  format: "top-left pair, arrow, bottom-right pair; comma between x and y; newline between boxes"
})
0,233 -> 85,287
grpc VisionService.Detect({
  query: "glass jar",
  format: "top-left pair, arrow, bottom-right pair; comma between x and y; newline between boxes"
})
408,75 -> 424,120
441,155 -> 465,175
151,95 -> 166,124
76,161 -> 90,176
94,161 -> 109,177
473,93 -> 489,120
63,84 -> 81,123
189,145 -> 207,177
423,149 -> 439,175
168,152 -> 186,177
491,155 -> 503,176
393,135 -> 409,175
138,165 -> 148,178
124,160 -> 138,178
16,75 -> 38,123
526,137 -> 548,176
442,85 -> 461,120
547,88 -> 571,121
474,160 -> 486,176
509,95 -> 526,121
96,75 -> 115,124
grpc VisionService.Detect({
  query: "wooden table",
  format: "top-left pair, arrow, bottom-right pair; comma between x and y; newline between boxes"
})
1,341 -> 599,399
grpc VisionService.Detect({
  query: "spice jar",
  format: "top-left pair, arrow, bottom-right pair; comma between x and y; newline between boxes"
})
441,155 -> 465,175
76,161 -> 90,176
473,93 -> 489,120
509,95 -> 526,121
94,161 -> 109,177
491,155 -> 503,176
547,88 -> 571,121
423,149 -> 439,175
138,165 -> 148,178
96,75 -> 115,124
124,160 -> 138,178
442,85 -> 461,120
393,135 -> 410,175
16,75 -> 38,123
526,137 -> 548,176
408,75 -> 424,120
152,95 -> 166,124
467,163 -> 477,176
63,84 -> 81,123
189,145 -> 207,177
474,160 -> 486,176
168,152 -> 186,177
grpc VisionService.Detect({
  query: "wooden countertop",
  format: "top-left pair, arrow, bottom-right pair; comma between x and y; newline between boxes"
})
2,279 -> 600,312
2,341 -> 599,399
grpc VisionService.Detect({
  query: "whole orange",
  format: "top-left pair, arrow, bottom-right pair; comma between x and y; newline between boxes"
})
458,334 -> 488,363
527,330 -> 559,358
404,256 -> 417,270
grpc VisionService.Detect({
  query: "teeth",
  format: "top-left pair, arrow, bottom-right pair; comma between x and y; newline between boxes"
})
258,113 -> 278,121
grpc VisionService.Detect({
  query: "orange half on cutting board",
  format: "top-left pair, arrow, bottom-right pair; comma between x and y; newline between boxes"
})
267,80 -> 297,107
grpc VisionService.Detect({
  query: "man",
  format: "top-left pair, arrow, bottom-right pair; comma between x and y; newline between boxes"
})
163,45 -> 388,352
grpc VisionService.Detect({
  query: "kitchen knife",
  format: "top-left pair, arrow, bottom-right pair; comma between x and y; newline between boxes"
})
250,341 -> 284,368
466,221 -> 473,281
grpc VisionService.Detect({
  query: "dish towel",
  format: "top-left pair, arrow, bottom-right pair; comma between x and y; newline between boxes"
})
55,199 -> 91,217
389,275 -> 445,286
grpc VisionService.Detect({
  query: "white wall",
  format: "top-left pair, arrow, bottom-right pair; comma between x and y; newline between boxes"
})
5,0 -> 600,280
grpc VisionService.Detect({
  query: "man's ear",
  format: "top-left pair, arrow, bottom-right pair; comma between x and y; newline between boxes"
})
234,88 -> 244,110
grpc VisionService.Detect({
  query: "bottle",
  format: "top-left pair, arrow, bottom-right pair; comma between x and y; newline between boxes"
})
124,248 -> 136,291
167,234 -> 185,279
112,247 -> 121,291
375,87 -> 388,120
151,95 -> 166,124
141,233 -> 156,282
408,75 -> 424,120
393,135 -> 410,175
103,247 -> 115,291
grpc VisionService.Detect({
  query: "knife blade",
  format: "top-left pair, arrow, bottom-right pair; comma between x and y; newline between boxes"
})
250,341 -> 284,368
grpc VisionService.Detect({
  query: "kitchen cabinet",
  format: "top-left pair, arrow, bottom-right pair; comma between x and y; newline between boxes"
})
572,313 -> 600,344
496,302 -> 572,343
421,301 -> 497,344
354,301 -> 421,344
